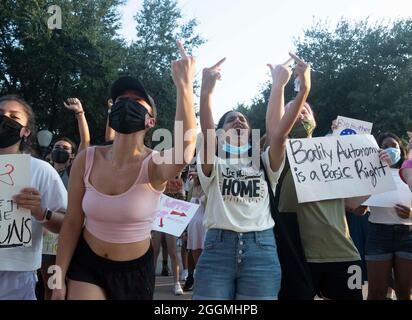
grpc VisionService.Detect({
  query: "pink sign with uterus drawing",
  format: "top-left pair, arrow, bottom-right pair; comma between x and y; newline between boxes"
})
152,194 -> 200,237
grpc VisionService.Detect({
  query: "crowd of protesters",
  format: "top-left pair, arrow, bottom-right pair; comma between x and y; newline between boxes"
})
0,41 -> 411,300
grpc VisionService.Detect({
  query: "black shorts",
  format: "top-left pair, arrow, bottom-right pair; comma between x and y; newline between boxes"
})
67,235 -> 155,300
308,261 -> 363,300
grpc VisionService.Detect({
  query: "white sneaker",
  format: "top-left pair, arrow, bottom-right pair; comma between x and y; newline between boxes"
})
181,269 -> 189,281
174,282 -> 183,296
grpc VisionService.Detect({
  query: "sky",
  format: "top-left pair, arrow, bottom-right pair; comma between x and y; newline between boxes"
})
118,0 -> 412,121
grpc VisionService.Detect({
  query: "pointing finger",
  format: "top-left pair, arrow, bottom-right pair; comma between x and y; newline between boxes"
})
211,57 -> 226,70
289,52 -> 305,64
176,40 -> 188,59
282,57 -> 294,66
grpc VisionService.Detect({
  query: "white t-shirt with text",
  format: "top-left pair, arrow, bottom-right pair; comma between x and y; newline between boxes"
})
197,148 -> 284,232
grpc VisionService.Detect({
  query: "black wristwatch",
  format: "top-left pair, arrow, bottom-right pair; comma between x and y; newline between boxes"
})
38,208 -> 53,224
45,209 -> 53,221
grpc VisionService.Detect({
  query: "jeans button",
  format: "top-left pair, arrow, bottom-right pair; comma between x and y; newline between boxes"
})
239,250 -> 242,254
240,241 -> 244,246
238,259 -> 241,263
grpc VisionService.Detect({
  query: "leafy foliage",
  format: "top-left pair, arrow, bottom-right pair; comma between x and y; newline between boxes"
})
236,19 -> 412,140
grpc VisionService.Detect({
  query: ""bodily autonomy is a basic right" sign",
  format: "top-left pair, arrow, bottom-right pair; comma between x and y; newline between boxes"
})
286,134 -> 396,203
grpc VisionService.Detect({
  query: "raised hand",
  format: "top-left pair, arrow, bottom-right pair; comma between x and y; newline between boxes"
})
64,98 -> 83,113
107,98 -> 113,109
267,56 -> 293,89
290,52 -> 311,93
171,40 -> 196,89
378,149 -> 392,165
201,57 -> 226,96
331,119 -> 338,132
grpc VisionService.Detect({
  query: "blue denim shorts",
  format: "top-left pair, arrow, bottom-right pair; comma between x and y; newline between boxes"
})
0,271 -> 37,300
365,222 -> 412,261
193,228 -> 281,300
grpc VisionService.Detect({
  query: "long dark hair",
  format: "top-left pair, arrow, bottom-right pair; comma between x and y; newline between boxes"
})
0,95 -> 36,154
217,110 -> 251,130
216,111 -> 254,157
377,132 -> 406,169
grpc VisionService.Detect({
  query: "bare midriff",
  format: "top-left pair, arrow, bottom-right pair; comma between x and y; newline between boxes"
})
83,228 -> 150,261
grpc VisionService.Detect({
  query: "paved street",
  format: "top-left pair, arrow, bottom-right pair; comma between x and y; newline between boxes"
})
153,249 -> 192,300
154,276 -> 192,300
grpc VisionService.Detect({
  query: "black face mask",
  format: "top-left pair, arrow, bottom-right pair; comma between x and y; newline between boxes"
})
51,149 -> 71,164
0,115 -> 24,149
109,99 -> 149,134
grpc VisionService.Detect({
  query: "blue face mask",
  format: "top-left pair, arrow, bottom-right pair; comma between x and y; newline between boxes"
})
385,147 -> 401,165
222,142 -> 251,155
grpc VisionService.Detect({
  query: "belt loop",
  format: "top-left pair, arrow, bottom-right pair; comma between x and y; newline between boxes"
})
217,229 -> 222,242
254,231 -> 259,243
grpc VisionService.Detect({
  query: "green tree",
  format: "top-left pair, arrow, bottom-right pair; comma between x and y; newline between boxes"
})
0,0 -> 126,145
296,19 -> 412,138
237,19 -> 412,140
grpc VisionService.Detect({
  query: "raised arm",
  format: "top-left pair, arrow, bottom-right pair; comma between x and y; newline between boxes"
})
64,98 -> 90,152
52,150 -> 87,300
105,99 -> 115,142
266,53 -> 311,171
150,41 -> 197,185
199,58 -> 226,177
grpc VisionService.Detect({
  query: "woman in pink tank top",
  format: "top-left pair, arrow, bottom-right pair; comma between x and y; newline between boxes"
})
52,41 -> 197,300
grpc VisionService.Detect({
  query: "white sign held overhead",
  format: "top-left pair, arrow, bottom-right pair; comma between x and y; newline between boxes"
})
286,135 -> 396,203
333,116 -> 373,136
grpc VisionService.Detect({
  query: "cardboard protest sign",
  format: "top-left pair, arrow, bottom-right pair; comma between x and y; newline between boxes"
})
152,194 -> 199,237
42,231 -> 59,255
333,116 -> 373,136
286,134 -> 396,203
0,154 -> 31,248
363,169 -> 411,208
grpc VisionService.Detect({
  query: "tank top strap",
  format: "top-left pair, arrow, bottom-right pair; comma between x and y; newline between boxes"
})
83,146 -> 96,186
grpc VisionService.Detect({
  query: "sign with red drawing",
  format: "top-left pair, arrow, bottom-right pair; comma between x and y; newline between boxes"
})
0,154 -> 31,248
152,194 -> 200,237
